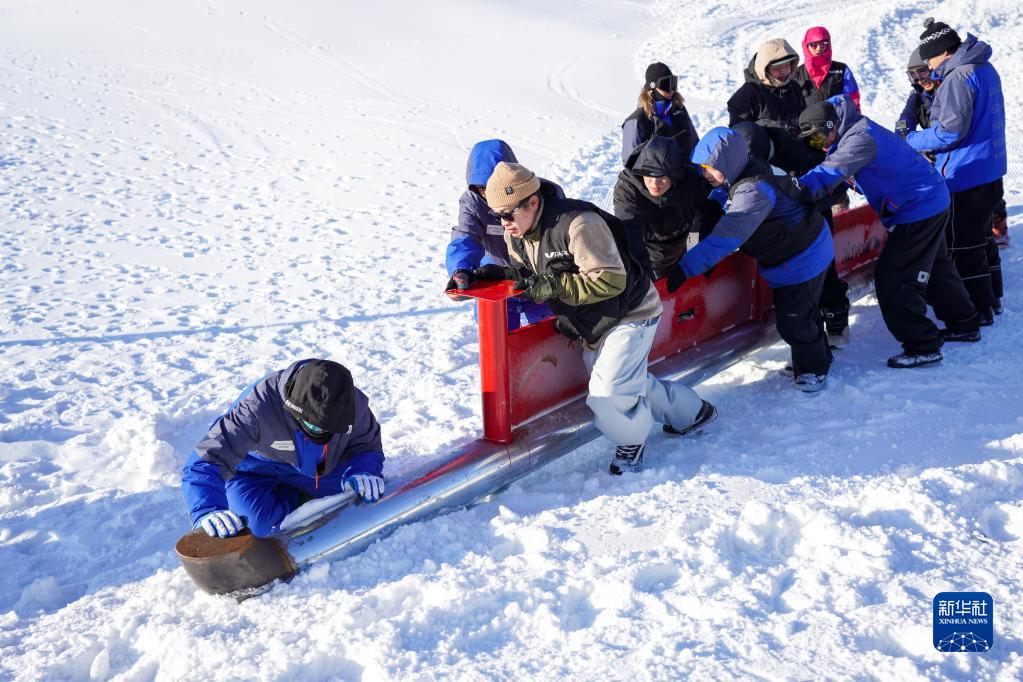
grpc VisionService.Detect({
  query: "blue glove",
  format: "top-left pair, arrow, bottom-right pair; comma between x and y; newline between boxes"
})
195,510 -> 245,538
343,474 -> 385,502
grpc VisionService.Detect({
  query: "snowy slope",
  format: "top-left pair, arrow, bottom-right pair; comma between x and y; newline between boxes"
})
1,0 -> 1022,679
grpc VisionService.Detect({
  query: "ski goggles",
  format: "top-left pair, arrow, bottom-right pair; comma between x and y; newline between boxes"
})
807,39 -> 830,50
301,419 -> 328,435
802,130 -> 829,150
767,55 -> 798,68
906,66 -> 932,85
651,75 -> 678,92
799,121 -> 831,150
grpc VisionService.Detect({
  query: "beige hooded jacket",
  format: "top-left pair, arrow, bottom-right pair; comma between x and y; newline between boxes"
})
754,38 -> 800,87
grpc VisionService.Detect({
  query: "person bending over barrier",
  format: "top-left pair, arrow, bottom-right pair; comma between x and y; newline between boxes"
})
472,162 -> 716,475
444,139 -> 562,329
667,127 -> 834,392
797,96 -> 980,369
613,136 -> 721,280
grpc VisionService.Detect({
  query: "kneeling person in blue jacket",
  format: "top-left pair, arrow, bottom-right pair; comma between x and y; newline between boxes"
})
668,127 -> 834,392
797,96 -> 980,368
181,359 -> 385,538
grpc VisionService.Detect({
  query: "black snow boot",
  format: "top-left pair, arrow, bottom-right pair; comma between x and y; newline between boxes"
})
939,328 -> 981,342
887,351 -> 943,368
822,302 -> 850,349
794,373 -> 827,392
609,443 -> 646,475
663,400 -> 718,436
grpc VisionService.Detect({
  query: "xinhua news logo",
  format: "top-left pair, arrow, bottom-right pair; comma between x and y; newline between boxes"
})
933,592 -> 993,653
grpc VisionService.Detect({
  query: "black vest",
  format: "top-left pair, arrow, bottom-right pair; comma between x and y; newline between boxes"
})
729,159 -> 825,267
510,196 -> 650,344
623,105 -> 696,157
794,61 -> 850,107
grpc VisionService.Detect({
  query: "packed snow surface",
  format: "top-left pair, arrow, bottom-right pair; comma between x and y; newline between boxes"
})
1,0 -> 1022,679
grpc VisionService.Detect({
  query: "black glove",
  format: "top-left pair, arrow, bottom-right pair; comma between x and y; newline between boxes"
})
445,269 -> 472,292
895,119 -> 908,139
513,274 -> 559,303
666,265 -> 688,293
472,264 -> 517,281
698,199 -> 723,239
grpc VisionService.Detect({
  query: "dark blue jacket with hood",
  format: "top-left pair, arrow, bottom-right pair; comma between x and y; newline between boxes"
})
446,140 -> 520,273
681,127 -> 833,288
181,360 -> 384,535
444,139 -> 558,328
905,34 -> 1006,192
800,95 -> 950,227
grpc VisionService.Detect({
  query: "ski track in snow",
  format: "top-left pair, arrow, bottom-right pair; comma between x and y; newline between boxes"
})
1,0 -> 1022,679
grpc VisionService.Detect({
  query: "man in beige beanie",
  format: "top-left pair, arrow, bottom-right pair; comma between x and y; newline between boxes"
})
470,161 -> 716,475
727,38 -> 805,136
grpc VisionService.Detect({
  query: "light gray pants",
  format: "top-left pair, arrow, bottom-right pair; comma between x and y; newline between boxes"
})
583,315 -> 704,446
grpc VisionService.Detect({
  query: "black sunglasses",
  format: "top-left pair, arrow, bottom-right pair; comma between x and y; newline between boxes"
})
807,39 -> 830,50
495,197 -> 530,222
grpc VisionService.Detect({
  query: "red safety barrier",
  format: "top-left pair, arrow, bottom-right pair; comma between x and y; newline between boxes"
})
451,205 -> 887,443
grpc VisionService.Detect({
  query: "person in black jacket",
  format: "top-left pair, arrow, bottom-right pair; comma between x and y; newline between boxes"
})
727,38 -> 805,137
621,62 -> 700,166
612,136 -> 720,280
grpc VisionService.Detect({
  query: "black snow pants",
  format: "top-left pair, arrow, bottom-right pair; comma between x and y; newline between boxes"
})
818,207 -> 850,330
774,268 -> 832,376
875,208 -> 979,354
987,178 -> 1004,301
949,179 -> 1001,313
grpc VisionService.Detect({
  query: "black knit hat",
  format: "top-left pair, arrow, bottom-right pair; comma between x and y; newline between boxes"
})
645,62 -> 673,90
283,360 -> 356,434
918,18 -> 961,60
798,101 -> 839,139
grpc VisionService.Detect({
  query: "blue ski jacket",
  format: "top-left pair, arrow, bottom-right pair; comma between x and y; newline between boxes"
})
681,127 -> 833,288
905,35 -> 1006,192
445,139 -> 557,328
446,140 -> 566,273
446,140 -> 520,273
800,95 -> 950,227
181,359 -> 384,527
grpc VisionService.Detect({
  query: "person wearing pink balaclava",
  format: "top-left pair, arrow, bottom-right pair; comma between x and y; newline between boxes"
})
793,26 -> 861,110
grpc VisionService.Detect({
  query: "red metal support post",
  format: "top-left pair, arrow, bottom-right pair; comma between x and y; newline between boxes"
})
477,296 -> 512,443
446,281 -> 520,444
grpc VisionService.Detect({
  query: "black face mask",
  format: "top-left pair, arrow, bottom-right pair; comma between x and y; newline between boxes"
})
297,418 -> 333,444
652,89 -> 669,103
